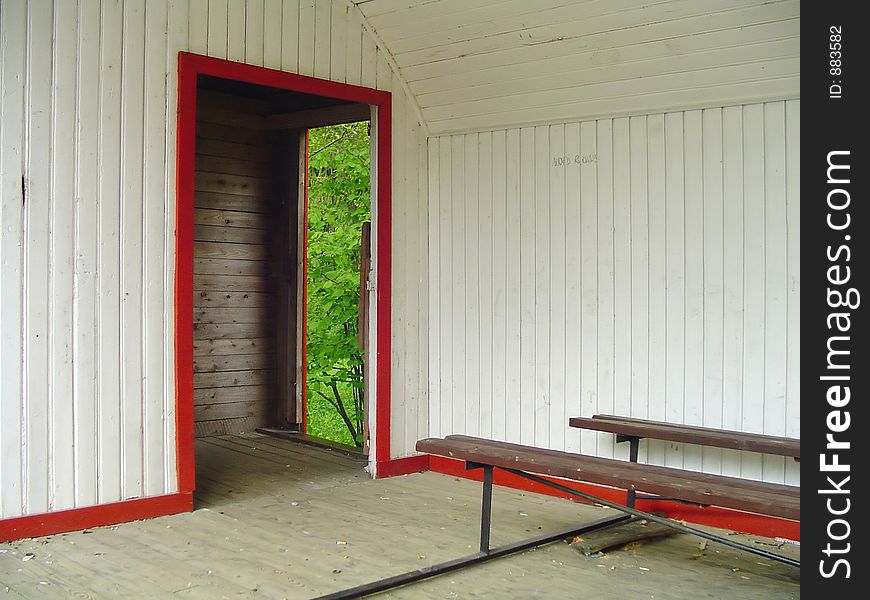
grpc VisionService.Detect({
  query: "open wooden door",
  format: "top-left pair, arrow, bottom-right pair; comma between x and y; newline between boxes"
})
358,222 -> 372,456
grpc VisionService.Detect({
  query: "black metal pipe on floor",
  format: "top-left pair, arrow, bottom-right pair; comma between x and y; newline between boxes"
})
503,468 -> 800,568
312,513 -> 630,600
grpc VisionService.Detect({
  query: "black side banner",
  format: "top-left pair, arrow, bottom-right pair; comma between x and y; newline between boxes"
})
803,3 -> 868,596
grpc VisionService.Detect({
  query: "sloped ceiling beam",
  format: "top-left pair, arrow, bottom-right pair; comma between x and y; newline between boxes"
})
347,0 -> 431,136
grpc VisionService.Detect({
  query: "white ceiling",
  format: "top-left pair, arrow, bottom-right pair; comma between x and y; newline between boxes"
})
352,0 -> 800,135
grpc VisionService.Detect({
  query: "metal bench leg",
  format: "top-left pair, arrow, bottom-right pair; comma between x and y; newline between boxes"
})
480,465 -> 493,553
616,436 -> 683,505
625,437 -> 639,508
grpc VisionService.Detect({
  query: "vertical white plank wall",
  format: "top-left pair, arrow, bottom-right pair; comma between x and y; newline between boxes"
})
426,101 -> 800,484
0,0 -> 429,520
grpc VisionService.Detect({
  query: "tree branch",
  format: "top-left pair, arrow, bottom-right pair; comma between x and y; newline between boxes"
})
314,389 -> 341,411
310,129 -> 356,158
329,382 -> 361,446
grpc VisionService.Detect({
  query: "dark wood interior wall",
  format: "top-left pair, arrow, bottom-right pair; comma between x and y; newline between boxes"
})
274,130 -> 302,429
192,89 -> 298,437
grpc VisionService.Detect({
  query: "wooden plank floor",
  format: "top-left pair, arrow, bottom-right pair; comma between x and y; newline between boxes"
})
1,434 -> 800,599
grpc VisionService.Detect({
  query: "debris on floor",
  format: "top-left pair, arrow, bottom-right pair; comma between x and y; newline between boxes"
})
570,517 -> 678,556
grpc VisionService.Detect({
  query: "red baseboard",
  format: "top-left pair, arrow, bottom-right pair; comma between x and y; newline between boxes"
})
0,492 -> 193,543
428,455 -> 800,541
1,455 -> 798,543
376,454 -> 430,478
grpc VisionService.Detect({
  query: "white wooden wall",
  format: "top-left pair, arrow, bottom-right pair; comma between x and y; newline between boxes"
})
426,101 -> 800,485
0,0 -> 428,520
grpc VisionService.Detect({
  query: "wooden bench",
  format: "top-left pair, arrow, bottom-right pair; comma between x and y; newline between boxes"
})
416,433 -> 798,566
569,414 -> 800,460
317,429 -> 799,599
418,435 -> 800,521
569,414 -> 800,507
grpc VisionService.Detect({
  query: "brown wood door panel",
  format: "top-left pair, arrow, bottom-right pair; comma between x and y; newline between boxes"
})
193,208 -> 272,229
193,258 -> 272,277
197,104 -> 267,129
193,307 -> 272,324
193,274 -> 272,291
196,120 -> 269,145
194,353 -> 276,372
194,369 -> 276,388
194,291 -> 275,308
193,338 -> 274,357
194,224 -> 270,244
194,401 -> 265,422
193,241 -> 271,261
193,322 -> 275,340
196,154 -> 271,178
195,171 -> 273,197
195,137 -> 271,162
194,191 -> 273,213
194,385 -> 275,405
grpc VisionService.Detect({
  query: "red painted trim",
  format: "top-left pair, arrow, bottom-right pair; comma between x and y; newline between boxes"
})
0,493 -> 193,543
428,456 -> 800,541
175,52 -> 393,490
377,454 -> 429,478
179,53 -> 390,106
374,99 -> 392,469
175,53 -> 198,493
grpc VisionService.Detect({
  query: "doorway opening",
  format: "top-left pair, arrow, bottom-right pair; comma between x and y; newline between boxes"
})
305,122 -> 371,450
175,53 -> 394,496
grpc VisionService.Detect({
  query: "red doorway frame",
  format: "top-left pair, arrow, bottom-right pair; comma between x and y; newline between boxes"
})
175,52 -> 394,492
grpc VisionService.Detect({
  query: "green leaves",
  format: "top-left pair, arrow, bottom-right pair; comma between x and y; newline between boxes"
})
306,122 -> 370,447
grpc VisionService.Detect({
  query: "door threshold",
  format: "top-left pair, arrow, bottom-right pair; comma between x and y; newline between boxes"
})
256,428 -> 366,459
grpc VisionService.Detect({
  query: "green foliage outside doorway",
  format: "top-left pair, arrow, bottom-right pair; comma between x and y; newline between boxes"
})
305,121 -> 370,447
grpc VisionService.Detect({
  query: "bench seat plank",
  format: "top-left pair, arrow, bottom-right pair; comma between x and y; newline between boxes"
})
417,435 -> 799,521
569,415 -> 800,458
445,435 -> 795,498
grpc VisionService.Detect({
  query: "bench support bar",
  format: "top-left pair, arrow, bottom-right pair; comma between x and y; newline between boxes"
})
314,512 -> 629,600
503,468 -> 800,568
